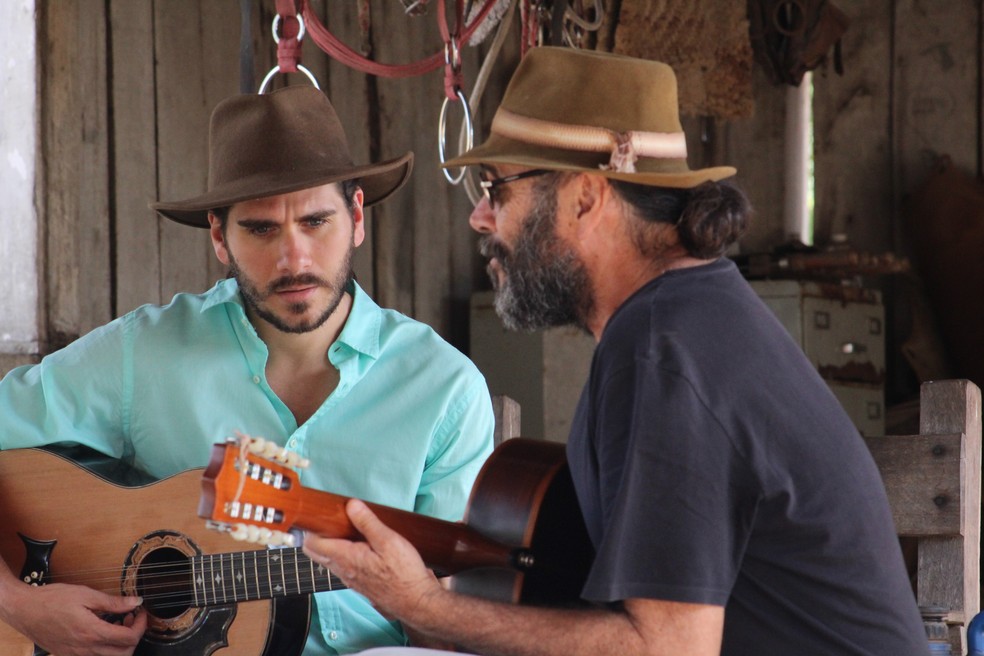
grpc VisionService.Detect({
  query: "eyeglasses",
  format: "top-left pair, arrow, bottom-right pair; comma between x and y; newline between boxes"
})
479,169 -> 550,208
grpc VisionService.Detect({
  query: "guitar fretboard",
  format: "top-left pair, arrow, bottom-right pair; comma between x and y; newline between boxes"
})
191,547 -> 344,606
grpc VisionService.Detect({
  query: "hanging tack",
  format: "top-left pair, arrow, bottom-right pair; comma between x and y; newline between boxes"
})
258,12 -> 322,93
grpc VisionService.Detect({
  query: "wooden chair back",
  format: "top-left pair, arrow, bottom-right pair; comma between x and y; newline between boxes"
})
865,379 -> 981,654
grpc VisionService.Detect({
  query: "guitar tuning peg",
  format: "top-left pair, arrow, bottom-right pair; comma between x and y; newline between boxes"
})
248,437 -> 270,455
283,452 -> 310,469
230,523 -> 250,541
246,524 -> 262,543
238,432 -> 308,469
260,440 -> 297,465
267,530 -> 297,547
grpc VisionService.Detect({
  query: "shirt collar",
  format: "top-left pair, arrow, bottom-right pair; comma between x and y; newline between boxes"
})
200,277 -> 381,360
335,280 -> 381,360
201,277 -> 243,312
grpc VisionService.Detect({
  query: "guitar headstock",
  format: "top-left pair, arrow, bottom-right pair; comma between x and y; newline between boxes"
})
198,435 -> 309,545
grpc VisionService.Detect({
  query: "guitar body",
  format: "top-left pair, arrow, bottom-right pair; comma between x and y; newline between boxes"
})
451,438 -> 594,606
0,447 -> 309,656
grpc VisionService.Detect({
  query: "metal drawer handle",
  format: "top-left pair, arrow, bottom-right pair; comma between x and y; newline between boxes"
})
840,342 -> 867,354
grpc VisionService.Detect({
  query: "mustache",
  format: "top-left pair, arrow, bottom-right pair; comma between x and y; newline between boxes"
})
267,273 -> 330,294
479,236 -> 510,263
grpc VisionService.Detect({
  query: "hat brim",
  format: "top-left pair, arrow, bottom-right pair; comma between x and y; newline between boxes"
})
443,134 -> 735,189
151,152 -> 413,228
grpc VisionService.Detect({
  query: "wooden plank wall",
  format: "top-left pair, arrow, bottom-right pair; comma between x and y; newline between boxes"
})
21,0 -> 983,406
30,0 -> 502,361
815,0 -> 981,403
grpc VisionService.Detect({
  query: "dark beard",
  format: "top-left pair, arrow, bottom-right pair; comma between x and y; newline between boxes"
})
479,187 -> 592,332
228,246 -> 353,334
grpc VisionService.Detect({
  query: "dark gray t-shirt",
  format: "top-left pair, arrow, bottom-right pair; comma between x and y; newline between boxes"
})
567,258 -> 928,655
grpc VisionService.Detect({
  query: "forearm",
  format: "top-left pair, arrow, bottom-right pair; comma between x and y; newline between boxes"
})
0,557 -> 24,621
0,556 -> 40,637
397,590 -> 723,656
402,591 -> 641,656
303,500 -> 723,656
0,562 -> 13,615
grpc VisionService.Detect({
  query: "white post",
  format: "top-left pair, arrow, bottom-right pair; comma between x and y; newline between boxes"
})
0,0 -> 39,357
784,71 -> 813,245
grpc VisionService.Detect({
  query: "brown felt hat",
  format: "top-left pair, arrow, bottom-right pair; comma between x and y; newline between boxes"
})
152,86 -> 413,228
444,47 -> 735,188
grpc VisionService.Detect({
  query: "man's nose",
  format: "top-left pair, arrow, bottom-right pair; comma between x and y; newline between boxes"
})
277,229 -> 313,271
469,197 -> 496,235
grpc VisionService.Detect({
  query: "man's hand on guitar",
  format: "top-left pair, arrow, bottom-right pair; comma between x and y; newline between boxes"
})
0,571 -> 146,656
302,498 -> 446,624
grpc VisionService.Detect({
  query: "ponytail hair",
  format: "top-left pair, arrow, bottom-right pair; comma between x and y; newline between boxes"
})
610,179 -> 752,259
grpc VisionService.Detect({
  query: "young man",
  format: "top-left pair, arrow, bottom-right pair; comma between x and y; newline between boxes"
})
0,87 -> 494,655
302,47 -> 930,655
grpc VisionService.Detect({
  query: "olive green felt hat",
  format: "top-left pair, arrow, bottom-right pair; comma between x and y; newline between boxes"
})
444,47 -> 735,188
152,86 -> 413,228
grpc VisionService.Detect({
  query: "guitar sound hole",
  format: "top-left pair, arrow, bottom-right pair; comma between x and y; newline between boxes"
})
136,547 -> 193,619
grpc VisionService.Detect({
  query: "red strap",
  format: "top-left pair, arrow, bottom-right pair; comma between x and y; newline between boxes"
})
275,0 -> 302,73
300,0 -> 501,82
438,0 -> 463,100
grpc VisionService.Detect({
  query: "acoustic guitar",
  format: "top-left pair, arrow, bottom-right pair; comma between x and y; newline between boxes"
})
0,438 -> 593,655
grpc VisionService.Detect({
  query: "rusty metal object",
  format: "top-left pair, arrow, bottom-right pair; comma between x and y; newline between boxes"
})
737,249 -> 910,281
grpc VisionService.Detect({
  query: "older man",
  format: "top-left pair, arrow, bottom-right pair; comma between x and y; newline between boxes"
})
303,47 -> 928,655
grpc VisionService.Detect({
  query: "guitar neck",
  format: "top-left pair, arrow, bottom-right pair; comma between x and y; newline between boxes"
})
201,441 -> 534,578
291,486 -> 522,575
190,547 -> 345,607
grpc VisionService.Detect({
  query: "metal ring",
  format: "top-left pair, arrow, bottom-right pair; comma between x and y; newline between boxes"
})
564,0 -> 604,31
438,88 -> 473,185
258,63 -> 321,94
772,0 -> 806,36
443,39 -> 461,71
272,13 -> 306,44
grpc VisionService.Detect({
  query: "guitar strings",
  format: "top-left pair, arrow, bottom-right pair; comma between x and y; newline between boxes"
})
50,565 -> 345,610
29,549 -> 345,610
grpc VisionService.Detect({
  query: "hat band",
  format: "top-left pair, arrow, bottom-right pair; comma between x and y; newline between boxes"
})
490,108 -> 688,173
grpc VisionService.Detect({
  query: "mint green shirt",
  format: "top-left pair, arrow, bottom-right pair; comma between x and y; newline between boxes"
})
0,278 -> 495,654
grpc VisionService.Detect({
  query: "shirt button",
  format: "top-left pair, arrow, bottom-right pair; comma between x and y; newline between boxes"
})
329,631 -> 338,640
289,438 -> 298,448
252,375 -> 261,384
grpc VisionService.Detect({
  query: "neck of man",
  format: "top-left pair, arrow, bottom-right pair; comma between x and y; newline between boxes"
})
247,292 -> 353,425
583,243 -> 711,341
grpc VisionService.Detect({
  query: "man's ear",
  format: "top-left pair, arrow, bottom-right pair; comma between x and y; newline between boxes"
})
351,187 -> 366,248
207,212 -> 230,265
573,174 -> 611,241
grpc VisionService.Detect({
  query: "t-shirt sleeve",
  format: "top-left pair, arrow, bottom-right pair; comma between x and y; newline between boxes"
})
582,359 -> 754,606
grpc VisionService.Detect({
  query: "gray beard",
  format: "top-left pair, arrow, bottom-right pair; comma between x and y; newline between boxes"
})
480,187 -> 592,333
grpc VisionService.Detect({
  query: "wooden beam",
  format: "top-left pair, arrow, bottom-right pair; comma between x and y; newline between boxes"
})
918,380 -> 981,651
864,432 -> 964,537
